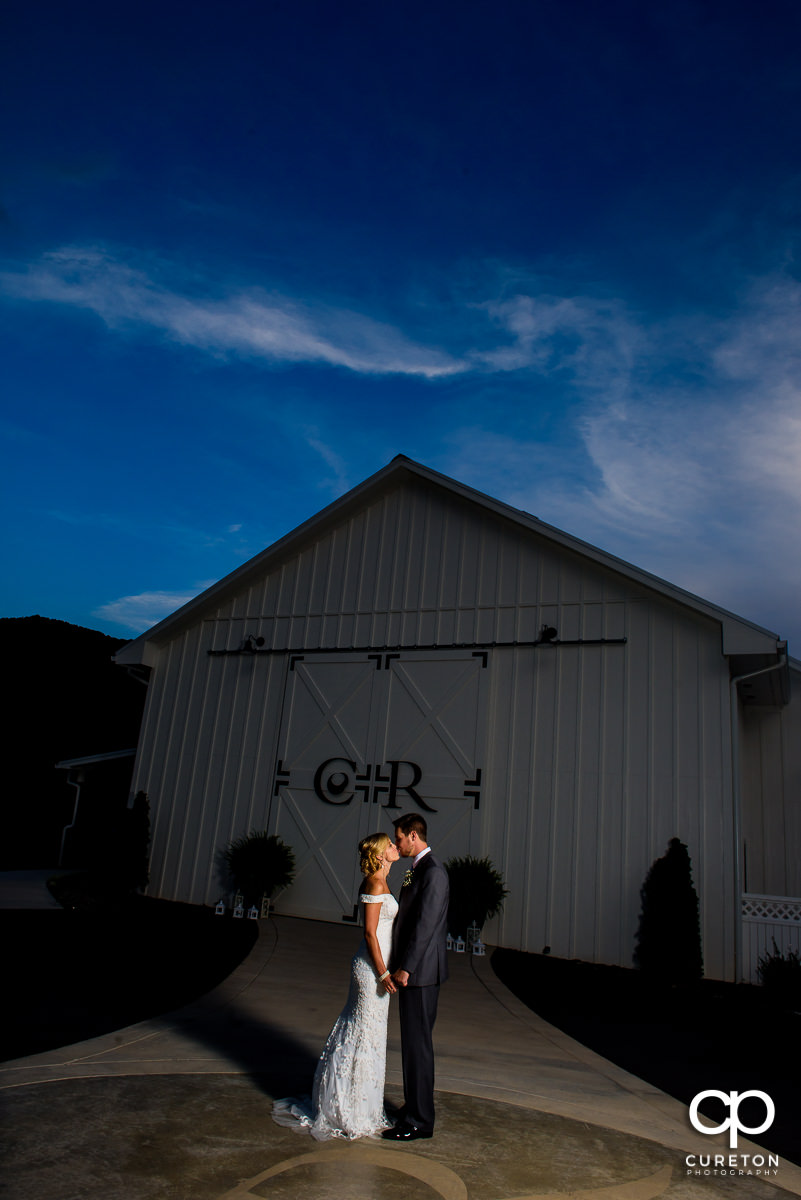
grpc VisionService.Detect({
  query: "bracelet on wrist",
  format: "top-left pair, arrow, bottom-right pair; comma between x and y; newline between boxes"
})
378,970 -> 390,981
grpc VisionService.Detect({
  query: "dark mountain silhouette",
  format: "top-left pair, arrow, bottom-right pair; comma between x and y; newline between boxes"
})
1,616 -> 146,868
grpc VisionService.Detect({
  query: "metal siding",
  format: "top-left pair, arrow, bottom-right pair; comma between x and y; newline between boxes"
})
528,646 -> 558,956
263,570 -> 281,628
457,516 -> 480,611
782,692 -> 801,896
174,648 -> 237,903
152,627 -> 213,903
625,603 -> 652,899
387,489 -> 413,613
480,648 -> 517,944
559,553 -> 585,603
436,605 -> 457,646
703,652 -> 734,980
135,628 -> 289,907
507,649 -> 535,950
420,496 -> 444,611
191,652 -> 263,902
130,481 -> 743,978
403,491 -> 426,616
308,536 -> 331,613
371,495 -> 394,614
482,599 -> 733,973
547,646 -> 581,958
740,671 -> 801,898
187,655 -> 244,902
456,606 -> 476,645
478,523 -> 500,609
597,635 -> 626,965
359,500 -> 384,612
438,504 -> 461,612
575,645 -> 603,962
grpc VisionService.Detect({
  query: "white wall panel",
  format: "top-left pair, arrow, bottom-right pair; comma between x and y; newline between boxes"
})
127,479 -> 762,978
740,665 -> 801,898
480,592 -> 734,977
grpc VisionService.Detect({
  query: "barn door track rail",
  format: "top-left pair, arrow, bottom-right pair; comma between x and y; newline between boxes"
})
207,630 -> 628,658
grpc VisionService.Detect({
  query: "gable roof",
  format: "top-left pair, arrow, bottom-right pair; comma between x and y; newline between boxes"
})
115,454 -> 784,669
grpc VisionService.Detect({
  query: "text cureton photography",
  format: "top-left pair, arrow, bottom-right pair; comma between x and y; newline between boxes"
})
685,1153 -> 779,1178
686,1090 -> 780,1177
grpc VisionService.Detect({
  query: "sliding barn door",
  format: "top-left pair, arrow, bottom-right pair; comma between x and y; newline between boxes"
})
270,650 -> 489,922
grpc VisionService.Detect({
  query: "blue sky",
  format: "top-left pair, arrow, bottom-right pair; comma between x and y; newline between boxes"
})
3,0 -> 801,649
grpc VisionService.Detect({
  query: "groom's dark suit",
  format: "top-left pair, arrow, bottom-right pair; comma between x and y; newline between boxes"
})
390,850 -> 449,1133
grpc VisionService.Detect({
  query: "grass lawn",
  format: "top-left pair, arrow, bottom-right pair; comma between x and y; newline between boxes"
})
491,948 -> 800,1167
1,896 -> 258,1062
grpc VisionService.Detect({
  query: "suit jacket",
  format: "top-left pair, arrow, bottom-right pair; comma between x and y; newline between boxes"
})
390,851 -> 449,987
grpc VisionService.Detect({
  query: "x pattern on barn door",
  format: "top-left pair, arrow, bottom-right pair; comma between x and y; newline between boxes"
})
270,650 -> 489,922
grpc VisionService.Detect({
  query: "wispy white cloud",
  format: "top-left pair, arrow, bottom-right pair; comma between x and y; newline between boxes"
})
93,587 -> 211,633
0,246 -> 650,388
8,243 -> 801,640
0,246 -> 465,379
573,277 -> 801,535
476,292 -> 641,398
445,273 -> 801,642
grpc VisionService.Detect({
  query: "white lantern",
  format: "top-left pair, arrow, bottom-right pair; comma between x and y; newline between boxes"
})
247,905 -> 259,920
233,903 -> 244,919
455,935 -> 466,953
446,933 -> 453,951
472,938 -> 486,957
214,900 -> 226,916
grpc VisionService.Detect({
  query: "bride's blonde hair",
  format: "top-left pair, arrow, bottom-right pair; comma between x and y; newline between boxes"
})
359,832 -> 391,877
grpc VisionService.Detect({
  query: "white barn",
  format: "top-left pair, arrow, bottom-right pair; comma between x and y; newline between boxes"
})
115,456 -> 801,981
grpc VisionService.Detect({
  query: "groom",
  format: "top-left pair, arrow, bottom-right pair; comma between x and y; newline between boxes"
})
382,812 -> 449,1141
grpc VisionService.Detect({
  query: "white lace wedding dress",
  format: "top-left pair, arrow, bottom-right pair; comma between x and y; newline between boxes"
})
272,891 -> 398,1140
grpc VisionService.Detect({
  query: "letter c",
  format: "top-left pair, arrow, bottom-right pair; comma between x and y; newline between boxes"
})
690,1090 -> 775,1149
690,1091 -> 733,1141
314,757 -> 356,805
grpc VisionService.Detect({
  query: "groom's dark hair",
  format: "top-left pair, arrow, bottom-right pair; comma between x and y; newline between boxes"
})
393,812 -> 428,841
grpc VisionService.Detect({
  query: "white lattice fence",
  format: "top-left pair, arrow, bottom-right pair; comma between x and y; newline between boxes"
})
742,893 -> 801,983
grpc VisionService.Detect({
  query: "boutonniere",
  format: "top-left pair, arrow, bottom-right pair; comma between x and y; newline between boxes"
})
402,868 -> 414,888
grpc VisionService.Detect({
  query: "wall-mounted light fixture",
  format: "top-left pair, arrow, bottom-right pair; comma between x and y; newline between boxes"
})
209,635 -> 266,656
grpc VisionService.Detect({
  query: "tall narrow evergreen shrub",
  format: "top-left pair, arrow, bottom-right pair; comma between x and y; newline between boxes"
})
634,837 -> 703,985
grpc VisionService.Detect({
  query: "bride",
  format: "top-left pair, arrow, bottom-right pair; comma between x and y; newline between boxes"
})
272,831 -> 400,1139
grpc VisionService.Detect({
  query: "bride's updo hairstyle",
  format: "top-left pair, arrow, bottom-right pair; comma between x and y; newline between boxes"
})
359,832 -> 391,876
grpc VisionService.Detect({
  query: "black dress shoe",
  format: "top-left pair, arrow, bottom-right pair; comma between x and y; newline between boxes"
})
381,1122 -> 433,1141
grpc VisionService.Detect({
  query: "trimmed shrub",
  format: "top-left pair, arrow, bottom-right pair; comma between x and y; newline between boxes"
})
758,939 -> 801,1010
445,854 -> 508,939
223,831 -> 295,906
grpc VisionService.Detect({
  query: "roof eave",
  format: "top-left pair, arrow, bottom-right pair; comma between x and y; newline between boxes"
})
112,454 -> 784,666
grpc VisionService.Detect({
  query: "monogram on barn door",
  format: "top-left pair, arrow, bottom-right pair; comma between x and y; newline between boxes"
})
270,650 -> 489,922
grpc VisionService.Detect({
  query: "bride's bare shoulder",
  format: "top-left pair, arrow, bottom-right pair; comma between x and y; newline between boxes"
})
362,874 -> 388,896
